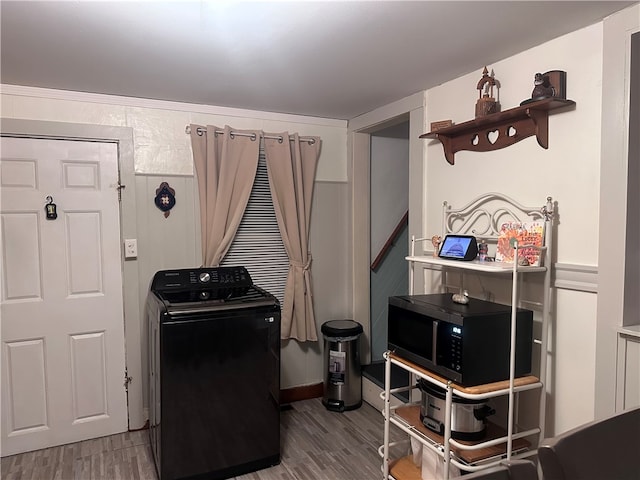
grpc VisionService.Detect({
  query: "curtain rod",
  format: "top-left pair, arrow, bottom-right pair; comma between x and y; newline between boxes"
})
185,125 -> 316,144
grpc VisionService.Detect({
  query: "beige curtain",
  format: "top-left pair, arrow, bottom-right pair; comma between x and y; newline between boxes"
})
190,124 -> 260,267
264,132 -> 321,341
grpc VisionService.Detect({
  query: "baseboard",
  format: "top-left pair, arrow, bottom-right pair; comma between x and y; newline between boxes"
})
279,378 -> 400,411
129,408 -> 150,432
280,382 -> 324,404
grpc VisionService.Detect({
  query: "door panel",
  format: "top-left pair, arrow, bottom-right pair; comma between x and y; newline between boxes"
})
70,331 -> 108,422
65,211 -> 103,295
4,339 -> 48,434
1,212 -> 43,301
0,137 -> 127,456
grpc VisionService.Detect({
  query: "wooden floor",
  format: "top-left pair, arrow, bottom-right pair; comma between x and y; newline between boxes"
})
1,398 -> 405,480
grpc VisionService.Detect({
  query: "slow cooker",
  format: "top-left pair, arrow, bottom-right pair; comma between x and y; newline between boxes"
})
418,379 -> 495,441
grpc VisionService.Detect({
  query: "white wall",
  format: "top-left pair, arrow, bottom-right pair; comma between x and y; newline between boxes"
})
348,93 -> 425,364
370,134 -> 410,360
1,87 -> 351,426
419,21 -> 618,436
1,86 -> 347,181
596,4 -> 640,419
370,135 -> 409,260
424,25 -> 603,265
412,6 -> 638,435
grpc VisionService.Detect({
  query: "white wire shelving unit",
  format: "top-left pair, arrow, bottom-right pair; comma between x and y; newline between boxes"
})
380,193 -> 555,480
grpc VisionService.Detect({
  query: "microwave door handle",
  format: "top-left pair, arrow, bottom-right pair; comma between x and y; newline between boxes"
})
432,320 -> 439,365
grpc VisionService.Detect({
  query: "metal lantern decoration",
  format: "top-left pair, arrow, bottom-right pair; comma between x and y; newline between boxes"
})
475,66 -> 499,118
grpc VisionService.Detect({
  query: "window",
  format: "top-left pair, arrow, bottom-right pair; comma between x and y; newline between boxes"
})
221,147 -> 288,306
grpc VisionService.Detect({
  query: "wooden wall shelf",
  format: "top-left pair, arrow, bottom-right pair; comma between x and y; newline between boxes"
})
421,98 -> 576,165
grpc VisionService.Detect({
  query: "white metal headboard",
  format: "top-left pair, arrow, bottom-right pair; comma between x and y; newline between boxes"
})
409,193 -> 554,258
442,192 -> 554,240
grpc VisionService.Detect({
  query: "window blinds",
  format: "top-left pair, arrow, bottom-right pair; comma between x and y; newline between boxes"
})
221,149 -> 288,307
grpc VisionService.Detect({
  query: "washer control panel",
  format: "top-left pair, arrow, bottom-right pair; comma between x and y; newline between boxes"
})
151,266 -> 252,291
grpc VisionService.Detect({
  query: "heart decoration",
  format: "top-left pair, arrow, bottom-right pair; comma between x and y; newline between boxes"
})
487,129 -> 499,144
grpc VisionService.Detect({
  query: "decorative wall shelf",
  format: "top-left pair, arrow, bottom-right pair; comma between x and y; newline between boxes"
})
420,98 -> 576,165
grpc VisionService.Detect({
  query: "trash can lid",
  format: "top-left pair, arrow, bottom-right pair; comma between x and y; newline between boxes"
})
321,319 -> 363,337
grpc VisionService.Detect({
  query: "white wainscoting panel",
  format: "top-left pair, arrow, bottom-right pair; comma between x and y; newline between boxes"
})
616,327 -> 640,412
553,263 -> 598,293
134,174 -> 199,409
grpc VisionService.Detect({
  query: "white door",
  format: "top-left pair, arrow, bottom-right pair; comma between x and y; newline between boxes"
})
0,137 -> 128,456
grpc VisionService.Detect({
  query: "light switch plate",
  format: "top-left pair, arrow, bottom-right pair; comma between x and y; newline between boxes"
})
124,239 -> 138,258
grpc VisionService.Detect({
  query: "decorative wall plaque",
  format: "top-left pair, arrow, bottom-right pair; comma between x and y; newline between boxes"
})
154,182 -> 176,218
430,120 -> 453,132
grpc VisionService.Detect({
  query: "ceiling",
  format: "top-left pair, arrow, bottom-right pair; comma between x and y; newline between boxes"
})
1,1 -> 635,120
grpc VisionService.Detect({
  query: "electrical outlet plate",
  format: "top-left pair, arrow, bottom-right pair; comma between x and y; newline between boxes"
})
124,239 -> 137,258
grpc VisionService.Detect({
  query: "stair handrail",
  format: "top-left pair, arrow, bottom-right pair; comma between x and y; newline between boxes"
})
370,210 -> 409,271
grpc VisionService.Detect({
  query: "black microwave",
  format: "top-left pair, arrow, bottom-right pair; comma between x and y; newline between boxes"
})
388,294 -> 533,386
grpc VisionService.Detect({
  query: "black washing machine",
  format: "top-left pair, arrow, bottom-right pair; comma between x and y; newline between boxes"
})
147,266 -> 280,480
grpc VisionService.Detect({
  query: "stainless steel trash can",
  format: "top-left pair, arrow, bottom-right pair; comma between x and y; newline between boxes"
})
321,319 -> 363,412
